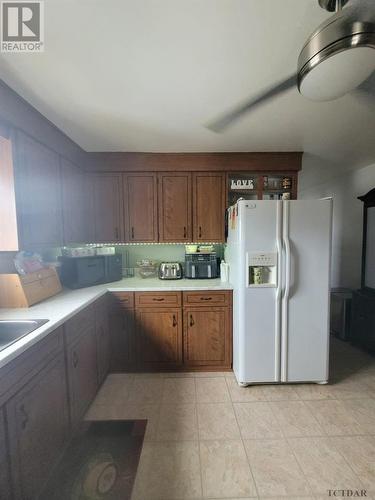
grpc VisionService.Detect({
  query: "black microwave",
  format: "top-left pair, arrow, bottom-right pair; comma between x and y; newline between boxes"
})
59,254 -> 122,289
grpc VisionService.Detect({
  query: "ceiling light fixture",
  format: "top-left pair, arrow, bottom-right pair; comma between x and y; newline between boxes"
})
297,0 -> 375,101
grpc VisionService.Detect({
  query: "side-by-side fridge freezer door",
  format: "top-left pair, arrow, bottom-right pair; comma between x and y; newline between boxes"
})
281,199 -> 332,383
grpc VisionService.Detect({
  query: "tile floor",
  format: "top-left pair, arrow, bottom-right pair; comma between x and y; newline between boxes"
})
86,337 -> 375,499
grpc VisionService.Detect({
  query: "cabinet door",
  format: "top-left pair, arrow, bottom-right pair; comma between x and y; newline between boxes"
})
15,131 -> 63,248
109,308 -> 135,372
158,173 -> 192,242
124,174 -> 157,242
88,174 -> 123,243
193,172 -> 225,242
136,308 -> 182,369
183,307 -> 231,367
6,354 -> 69,500
0,408 -> 12,500
61,158 -> 88,244
66,326 -> 98,427
96,297 -> 110,385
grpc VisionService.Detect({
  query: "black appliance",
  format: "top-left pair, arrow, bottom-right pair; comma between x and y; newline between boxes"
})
351,188 -> 375,350
185,253 -> 218,279
59,254 -> 122,289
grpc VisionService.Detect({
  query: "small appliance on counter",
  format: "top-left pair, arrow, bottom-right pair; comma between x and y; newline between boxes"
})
59,254 -> 122,289
159,262 -> 183,280
185,253 -> 218,279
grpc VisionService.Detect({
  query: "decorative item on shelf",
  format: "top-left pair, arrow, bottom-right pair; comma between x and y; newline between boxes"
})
282,192 -> 291,200
230,178 -> 254,190
263,176 -> 268,188
282,177 -> 292,189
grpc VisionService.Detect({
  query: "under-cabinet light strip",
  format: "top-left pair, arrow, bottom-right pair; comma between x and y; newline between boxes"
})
84,242 -> 224,246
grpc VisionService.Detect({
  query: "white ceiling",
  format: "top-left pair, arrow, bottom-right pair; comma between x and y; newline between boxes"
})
1,0 -> 375,167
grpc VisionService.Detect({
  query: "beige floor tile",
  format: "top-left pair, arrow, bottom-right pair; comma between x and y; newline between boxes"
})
197,402 -> 240,440
196,377 -> 230,403
160,371 -> 196,378
162,378 -> 196,404
234,402 -> 283,439
156,404 -> 198,441
85,402 -> 159,440
93,373 -> 134,405
226,378 -> 267,402
261,384 -> 300,401
304,399 -> 365,436
127,377 -> 164,405
270,400 -> 325,437
341,398 -> 375,434
244,438 -> 311,497
294,383 -> 335,401
132,441 -> 202,499
331,436 -> 375,493
200,439 -> 257,498
328,378 -> 375,400
194,371 -> 228,377
289,436 -> 364,495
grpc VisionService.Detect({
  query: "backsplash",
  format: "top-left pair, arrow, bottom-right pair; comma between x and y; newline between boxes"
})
37,243 -> 225,277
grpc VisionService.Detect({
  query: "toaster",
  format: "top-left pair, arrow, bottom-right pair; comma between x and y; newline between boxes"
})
159,262 -> 183,280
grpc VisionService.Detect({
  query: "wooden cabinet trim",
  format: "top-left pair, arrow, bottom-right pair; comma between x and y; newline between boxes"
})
135,291 -> 182,308
183,290 -> 232,307
110,291 -> 135,309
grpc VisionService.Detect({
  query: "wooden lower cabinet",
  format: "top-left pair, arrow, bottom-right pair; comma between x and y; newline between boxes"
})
95,297 -> 110,385
6,353 -> 69,500
136,308 -> 182,369
0,408 -> 12,500
183,307 -> 231,368
107,290 -> 232,372
109,307 -> 135,371
66,325 -> 98,427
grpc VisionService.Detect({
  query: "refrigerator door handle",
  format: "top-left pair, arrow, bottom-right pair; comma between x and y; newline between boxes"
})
274,201 -> 283,382
281,200 -> 291,382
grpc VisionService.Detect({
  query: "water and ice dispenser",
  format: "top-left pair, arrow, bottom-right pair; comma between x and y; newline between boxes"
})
247,252 -> 277,287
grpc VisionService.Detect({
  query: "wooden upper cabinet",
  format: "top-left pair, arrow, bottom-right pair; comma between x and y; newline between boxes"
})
61,158 -> 88,244
193,172 -> 225,242
15,131 -> 63,248
124,173 -> 157,242
158,173 -> 192,242
88,173 -> 123,243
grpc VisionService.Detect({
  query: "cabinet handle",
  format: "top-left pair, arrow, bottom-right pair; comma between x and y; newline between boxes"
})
131,227 -> 135,239
190,314 -> 194,327
152,298 -> 165,302
20,404 -> 28,430
200,297 -> 212,301
199,226 -> 202,238
183,226 -> 187,238
72,350 -> 79,368
115,227 -> 119,239
172,314 -> 177,327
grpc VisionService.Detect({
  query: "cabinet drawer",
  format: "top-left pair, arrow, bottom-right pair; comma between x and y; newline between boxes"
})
183,291 -> 232,307
64,304 -> 95,345
135,291 -> 182,308
110,291 -> 135,309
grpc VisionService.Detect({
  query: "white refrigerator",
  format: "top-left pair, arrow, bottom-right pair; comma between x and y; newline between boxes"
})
225,199 -> 332,386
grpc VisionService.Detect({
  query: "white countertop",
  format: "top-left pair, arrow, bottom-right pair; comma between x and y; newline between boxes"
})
0,277 -> 232,369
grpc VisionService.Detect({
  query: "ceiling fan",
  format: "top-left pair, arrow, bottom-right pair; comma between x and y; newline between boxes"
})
207,0 -> 375,132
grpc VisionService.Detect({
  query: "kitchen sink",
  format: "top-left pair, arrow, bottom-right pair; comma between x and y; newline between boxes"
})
0,319 -> 49,352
